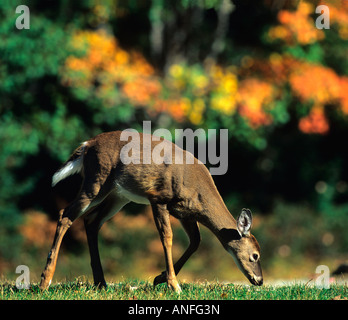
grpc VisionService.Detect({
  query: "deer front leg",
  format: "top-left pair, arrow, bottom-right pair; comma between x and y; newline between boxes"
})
151,203 -> 181,293
154,219 -> 200,287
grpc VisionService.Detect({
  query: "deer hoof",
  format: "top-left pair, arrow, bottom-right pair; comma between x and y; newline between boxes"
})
39,274 -> 52,290
153,271 -> 167,287
168,279 -> 182,294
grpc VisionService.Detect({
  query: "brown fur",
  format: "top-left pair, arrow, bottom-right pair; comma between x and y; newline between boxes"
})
40,131 -> 262,292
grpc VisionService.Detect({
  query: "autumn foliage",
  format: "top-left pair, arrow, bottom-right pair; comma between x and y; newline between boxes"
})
60,1 -> 348,138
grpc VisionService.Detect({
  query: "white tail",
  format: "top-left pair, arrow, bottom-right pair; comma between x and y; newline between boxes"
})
40,131 -> 262,292
51,142 -> 87,187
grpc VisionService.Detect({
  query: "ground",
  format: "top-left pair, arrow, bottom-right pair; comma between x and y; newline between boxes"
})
0,279 -> 347,300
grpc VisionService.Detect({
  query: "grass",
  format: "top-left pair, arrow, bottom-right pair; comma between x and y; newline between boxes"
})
1,279 -> 347,300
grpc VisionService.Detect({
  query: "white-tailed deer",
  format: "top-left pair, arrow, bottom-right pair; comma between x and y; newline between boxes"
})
40,131 -> 263,292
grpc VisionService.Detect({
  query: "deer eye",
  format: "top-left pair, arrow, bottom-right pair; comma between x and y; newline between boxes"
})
250,253 -> 259,262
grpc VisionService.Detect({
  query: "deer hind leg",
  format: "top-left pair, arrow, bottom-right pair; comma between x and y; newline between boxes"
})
39,208 -> 72,290
40,168 -> 110,290
154,219 -> 201,287
151,203 -> 181,293
40,189 -> 100,290
84,193 -> 129,288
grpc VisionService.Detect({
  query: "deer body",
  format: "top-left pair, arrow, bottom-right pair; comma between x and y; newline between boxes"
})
40,131 -> 263,292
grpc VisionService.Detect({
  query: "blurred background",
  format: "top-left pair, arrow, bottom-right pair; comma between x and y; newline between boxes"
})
1,0 -> 348,285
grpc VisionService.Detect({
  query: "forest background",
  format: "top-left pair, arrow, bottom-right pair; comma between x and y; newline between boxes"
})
1,0 -> 348,284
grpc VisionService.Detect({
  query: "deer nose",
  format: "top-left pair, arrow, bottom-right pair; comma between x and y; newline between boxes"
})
251,275 -> 263,286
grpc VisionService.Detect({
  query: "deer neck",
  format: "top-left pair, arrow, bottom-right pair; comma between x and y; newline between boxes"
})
198,193 -> 240,247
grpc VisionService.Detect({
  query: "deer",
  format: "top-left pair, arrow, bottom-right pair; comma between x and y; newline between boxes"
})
39,130 -> 263,292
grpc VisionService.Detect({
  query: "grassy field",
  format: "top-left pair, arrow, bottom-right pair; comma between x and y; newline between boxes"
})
1,279 -> 347,300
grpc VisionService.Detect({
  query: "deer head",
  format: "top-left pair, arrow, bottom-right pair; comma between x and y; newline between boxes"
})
219,209 -> 263,286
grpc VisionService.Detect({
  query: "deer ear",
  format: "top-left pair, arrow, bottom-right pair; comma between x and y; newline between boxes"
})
237,208 -> 252,236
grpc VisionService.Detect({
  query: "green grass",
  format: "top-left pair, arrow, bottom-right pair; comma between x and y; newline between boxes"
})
1,279 -> 347,300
